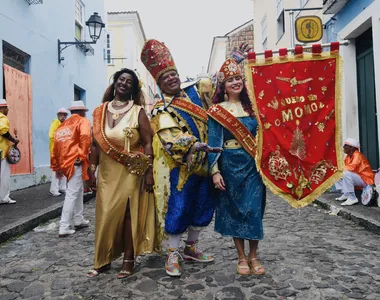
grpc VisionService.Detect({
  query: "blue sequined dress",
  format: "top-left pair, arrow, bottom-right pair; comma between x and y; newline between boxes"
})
208,114 -> 265,240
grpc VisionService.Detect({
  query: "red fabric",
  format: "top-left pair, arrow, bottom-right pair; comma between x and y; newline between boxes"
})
294,46 -> 303,56
344,150 -> 374,185
330,42 -> 340,53
248,52 -> 256,61
249,54 -> 341,203
3,64 -> 33,175
312,44 -> 322,55
216,58 -> 242,83
279,48 -> 288,57
140,39 -> 177,82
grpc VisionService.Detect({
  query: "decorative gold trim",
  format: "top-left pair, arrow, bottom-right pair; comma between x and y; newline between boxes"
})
245,52 -> 344,208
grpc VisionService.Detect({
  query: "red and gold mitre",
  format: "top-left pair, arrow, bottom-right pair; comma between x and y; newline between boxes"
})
140,39 -> 177,82
217,58 -> 242,84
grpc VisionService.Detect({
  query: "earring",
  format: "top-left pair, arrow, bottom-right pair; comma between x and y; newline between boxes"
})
130,94 -> 133,101
224,91 -> 229,102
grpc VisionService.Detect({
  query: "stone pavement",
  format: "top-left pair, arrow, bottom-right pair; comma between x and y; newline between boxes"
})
1,193 -> 380,300
0,184 -> 94,244
315,192 -> 380,235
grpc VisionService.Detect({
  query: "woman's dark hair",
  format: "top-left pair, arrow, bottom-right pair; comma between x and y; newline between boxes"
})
212,80 -> 254,116
102,68 -> 145,105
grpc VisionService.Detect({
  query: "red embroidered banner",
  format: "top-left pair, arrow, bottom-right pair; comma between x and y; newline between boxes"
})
246,44 -> 344,208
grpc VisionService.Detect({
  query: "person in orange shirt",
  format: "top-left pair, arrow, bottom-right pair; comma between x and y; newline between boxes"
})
51,101 -> 92,237
335,138 -> 374,206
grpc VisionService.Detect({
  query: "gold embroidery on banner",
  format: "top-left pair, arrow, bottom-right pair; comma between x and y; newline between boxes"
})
308,160 -> 337,185
294,172 -> 312,199
289,126 -> 306,160
268,146 -> 292,180
264,122 -> 272,130
267,98 -> 279,110
258,90 -> 264,99
316,122 -> 325,132
276,76 -> 313,87
308,94 -> 317,101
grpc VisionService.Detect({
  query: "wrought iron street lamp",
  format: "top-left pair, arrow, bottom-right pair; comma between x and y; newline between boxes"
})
58,12 -> 105,63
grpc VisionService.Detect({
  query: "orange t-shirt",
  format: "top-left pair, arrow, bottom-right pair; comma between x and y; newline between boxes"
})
51,114 -> 91,181
344,150 -> 374,185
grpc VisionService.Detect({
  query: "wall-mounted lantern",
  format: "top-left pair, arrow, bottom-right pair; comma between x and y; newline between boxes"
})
58,12 -> 105,63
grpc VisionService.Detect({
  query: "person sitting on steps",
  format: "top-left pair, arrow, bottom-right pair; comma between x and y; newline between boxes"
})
335,138 -> 374,206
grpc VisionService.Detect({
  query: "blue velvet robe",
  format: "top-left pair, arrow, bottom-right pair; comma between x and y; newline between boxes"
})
208,116 -> 265,240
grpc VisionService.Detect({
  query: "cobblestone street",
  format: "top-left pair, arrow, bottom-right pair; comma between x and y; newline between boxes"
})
1,193 -> 380,300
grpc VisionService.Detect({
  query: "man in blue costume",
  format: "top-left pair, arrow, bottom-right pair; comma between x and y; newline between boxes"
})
141,39 -> 221,277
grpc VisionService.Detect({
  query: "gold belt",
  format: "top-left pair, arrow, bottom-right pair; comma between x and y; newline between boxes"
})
223,139 -> 241,149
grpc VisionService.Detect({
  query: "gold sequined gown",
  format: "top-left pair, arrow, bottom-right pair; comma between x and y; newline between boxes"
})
94,105 -> 158,269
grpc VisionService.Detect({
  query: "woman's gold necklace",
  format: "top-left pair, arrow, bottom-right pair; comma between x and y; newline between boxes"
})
108,100 -> 134,120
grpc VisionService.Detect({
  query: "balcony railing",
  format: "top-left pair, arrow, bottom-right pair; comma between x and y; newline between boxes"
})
323,0 -> 350,14
25,0 -> 43,4
75,39 -> 94,56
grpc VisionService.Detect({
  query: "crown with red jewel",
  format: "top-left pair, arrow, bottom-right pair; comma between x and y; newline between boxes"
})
217,58 -> 243,84
140,39 -> 177,82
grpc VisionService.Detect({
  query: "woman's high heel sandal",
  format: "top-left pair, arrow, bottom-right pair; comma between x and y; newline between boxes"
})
87,263 -> 111,278
116,259 -> 134,279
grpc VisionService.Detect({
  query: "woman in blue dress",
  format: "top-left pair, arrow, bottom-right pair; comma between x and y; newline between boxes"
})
208,58 -> 266,275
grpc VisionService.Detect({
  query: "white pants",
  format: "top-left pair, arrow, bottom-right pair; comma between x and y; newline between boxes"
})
0,158 -> 10,201
335,171 -> 366,199
59,166 -> 85,231
50,171 -> 67,194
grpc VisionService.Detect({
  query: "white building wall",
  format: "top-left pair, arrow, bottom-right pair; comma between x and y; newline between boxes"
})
207,37 -> 228,76
253,0 -> 324,53
106,12 -> 158,113
0,0 -> 106,190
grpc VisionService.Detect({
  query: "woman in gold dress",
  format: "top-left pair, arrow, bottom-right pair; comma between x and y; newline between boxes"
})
87,68 -> 158,279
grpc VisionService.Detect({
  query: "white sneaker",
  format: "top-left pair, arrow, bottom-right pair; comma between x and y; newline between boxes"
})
335,195 -> 348,201
0,198 -> 16,204
341,198 -> 359,206
58,229 -> 75,237
49,192 -> 62,197
74,219 -> 90,229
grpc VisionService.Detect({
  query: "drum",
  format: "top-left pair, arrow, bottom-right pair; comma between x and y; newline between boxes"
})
361,185 -> 378,206
6,146 -> 21,165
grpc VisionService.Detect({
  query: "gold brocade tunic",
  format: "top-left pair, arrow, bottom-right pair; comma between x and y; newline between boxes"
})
94,105 -> 158,269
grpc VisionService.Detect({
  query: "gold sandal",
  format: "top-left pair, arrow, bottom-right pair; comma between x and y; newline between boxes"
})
236,259 -> 251,275
116,259 -> 134,279
249,257 -> 265,275
87,263 -> 111,278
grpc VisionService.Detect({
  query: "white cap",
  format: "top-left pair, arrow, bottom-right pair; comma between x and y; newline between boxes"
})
344,138 -> 360,149
0,99 -> 7,107
68,100 -> 88,111
57,107 -> 68,114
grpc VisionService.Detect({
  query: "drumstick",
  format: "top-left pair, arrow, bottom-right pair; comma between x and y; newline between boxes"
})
14,128 -> 18,138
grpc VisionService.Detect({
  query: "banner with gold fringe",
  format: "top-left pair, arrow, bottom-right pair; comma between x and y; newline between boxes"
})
245,42 -> 344,208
